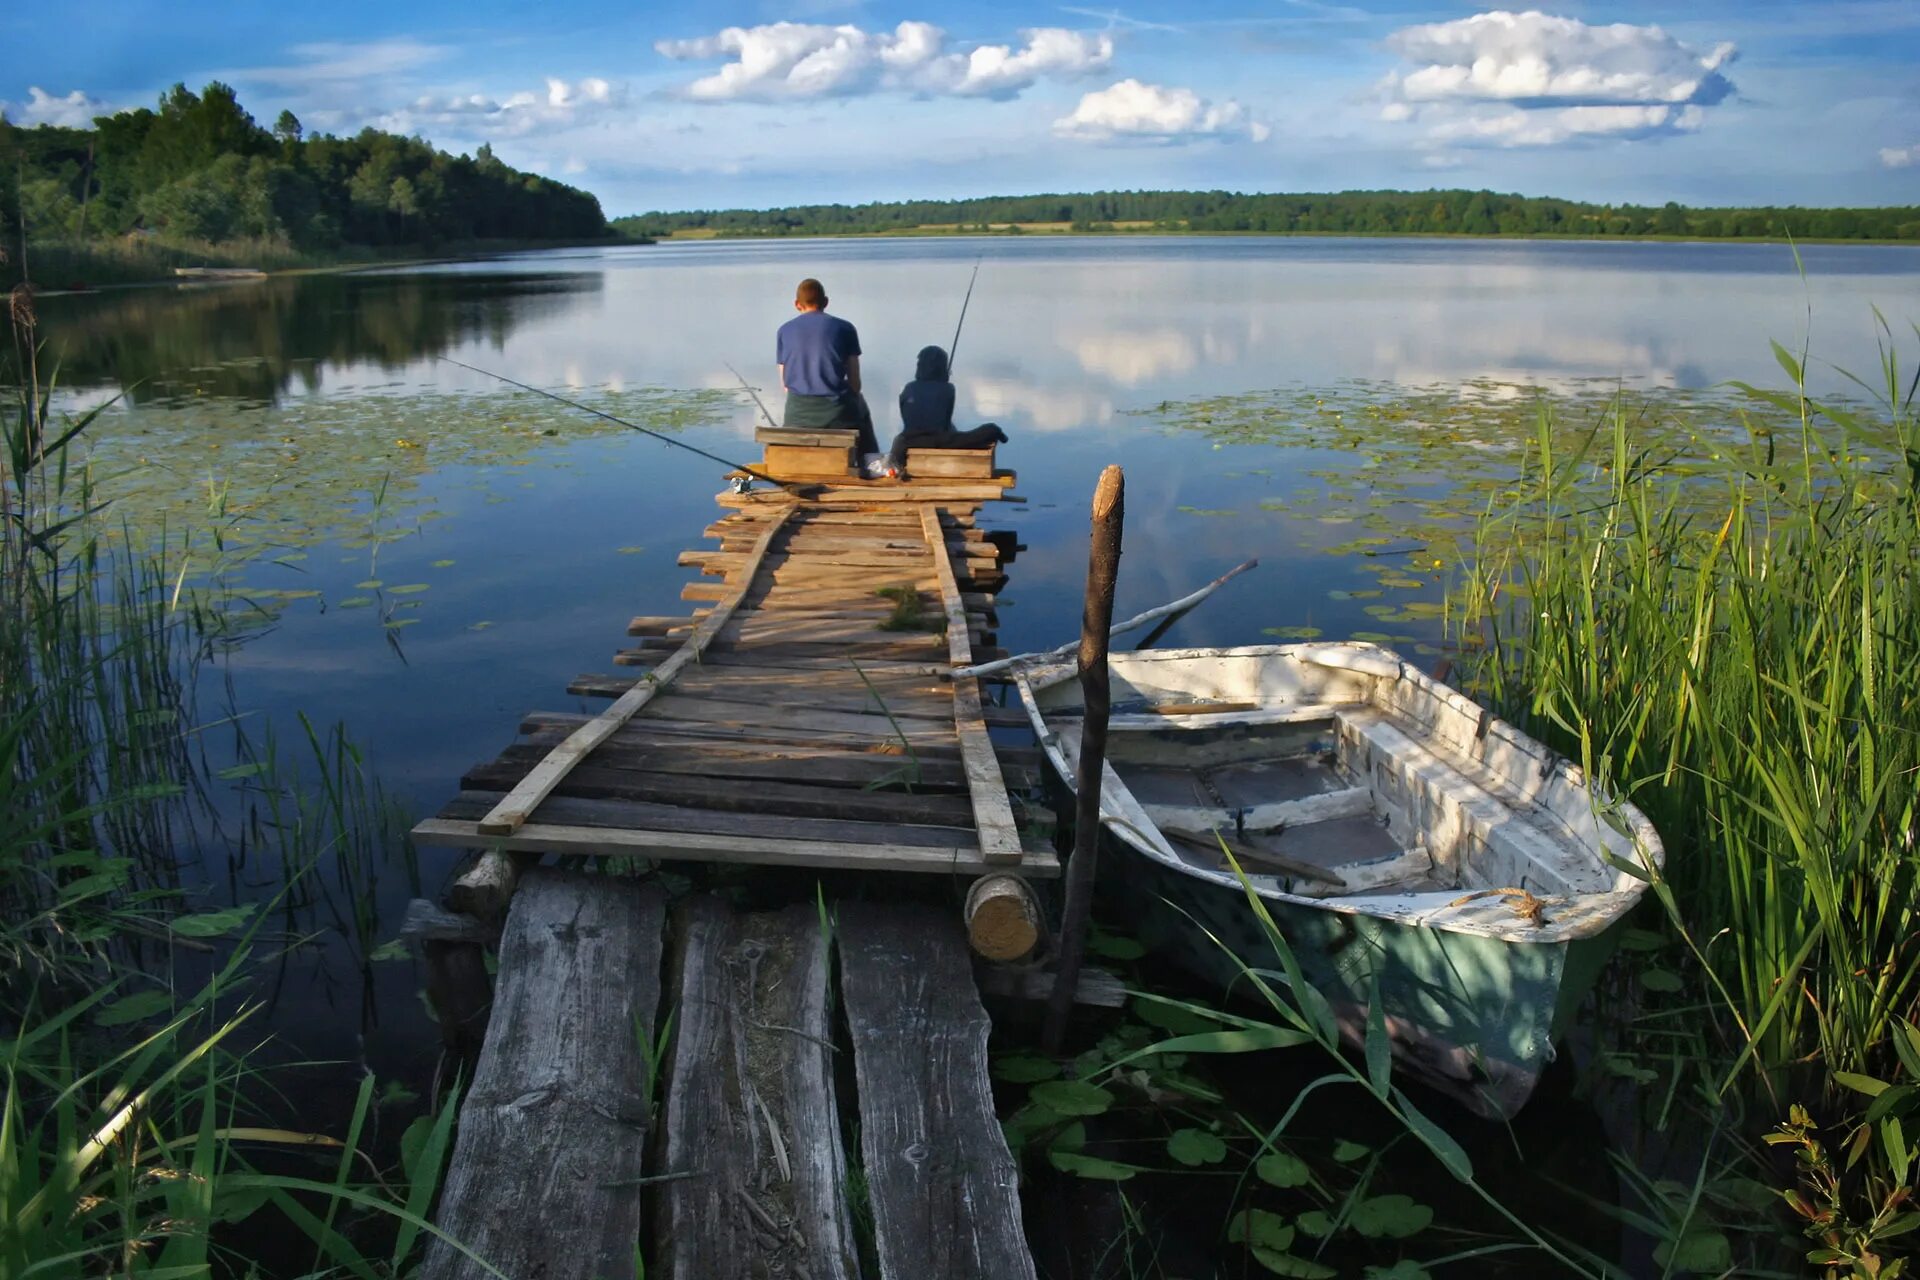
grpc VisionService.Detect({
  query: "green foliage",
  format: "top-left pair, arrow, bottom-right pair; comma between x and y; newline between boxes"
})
0,82 -> 607,285
613,189 -> 1920,243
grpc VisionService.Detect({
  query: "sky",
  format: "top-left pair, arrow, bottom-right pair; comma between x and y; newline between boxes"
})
3,1 -> 1917,216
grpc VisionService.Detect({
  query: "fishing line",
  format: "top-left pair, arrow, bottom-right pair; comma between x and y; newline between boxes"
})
723,360 -> 780,430
947,255 -> 983,373
439,356 -> 810,493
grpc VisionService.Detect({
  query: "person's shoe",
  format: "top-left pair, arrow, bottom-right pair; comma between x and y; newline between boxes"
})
990,426 -> 1010,445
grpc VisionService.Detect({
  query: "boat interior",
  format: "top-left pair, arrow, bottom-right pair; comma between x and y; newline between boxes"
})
1030,646 -> 1629,906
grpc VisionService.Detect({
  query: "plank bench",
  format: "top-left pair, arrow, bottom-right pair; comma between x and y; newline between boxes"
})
754,426 -> 858,479
905,445 -> 997,479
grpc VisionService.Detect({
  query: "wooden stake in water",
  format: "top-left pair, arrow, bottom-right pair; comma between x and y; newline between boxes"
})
1045,464 -> 1124,1053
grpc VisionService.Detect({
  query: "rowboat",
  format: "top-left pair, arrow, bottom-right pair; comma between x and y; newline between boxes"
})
1013,642 -> 1662,1119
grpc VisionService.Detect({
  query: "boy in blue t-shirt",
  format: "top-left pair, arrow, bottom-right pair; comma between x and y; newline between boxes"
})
775,278 -> 878,457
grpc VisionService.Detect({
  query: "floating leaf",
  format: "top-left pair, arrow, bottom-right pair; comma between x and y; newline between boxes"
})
1087,930 -> 1146,961
1263,626 -> 1324,640
1256,1151 -> 1311,1188
171,903 -> 258,937
1349,1194 -> 1433,1239
431,558 -> 456,567
1328,589 -> 1383,600
1365,1263 -> 1432,1280
1166,1128 -> 1227,1166
1229,1208 -> 1295,1253
368,938 -> 411,963
1654,1231 -> 1731,1273
1029,1080 -> 1114,1117
992,1055 -> 1061,1084
1132,996 -> 1223,1036
467,620 -> 495,631
1296,1209 -> 1337,1238
1618,927 -> 1667,952
617,545 -> 646,554
337,595 -> 374,608
388,583 -> 431,594
1640,969 -> 1684,993
97,991 -> 174,1027
1047,1150 -> 1139,1181
1332,1139 -> 1371,1163
355,579 -> 383,590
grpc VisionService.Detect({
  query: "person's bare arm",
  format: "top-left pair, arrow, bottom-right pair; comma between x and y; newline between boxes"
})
845,353 -> 862,394
778,363 -> 787,393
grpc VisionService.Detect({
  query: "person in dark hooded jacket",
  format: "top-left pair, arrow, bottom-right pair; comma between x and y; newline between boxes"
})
885,345 -> 1007,476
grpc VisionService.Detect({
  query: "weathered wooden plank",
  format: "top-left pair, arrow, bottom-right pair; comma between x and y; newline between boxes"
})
479,506 -> 795,834
412,817 -> 1062,878
520,710 -> 967,757
754,426 -> 857,448
654,898 -> 858,1280
764,442 -> 856,478
489,735 -> 992,791
905,446 -> 997,479
837,901 -> 1036,1279
417,870 -> 667,1280
638,693 -> 958,742
443,790 -> 977,850
460,758 -> 979,825
923,505 -> 1026,867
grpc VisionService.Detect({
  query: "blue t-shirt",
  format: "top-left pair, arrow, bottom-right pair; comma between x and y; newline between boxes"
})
776,310 -> 861,397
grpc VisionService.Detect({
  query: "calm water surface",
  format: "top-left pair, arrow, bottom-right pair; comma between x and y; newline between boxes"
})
33,234 -> 1920,1182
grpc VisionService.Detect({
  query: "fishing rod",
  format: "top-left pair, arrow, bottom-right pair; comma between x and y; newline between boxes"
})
947,255 -> 983,373
723,360 -> 779,430
439,356 -> 809,493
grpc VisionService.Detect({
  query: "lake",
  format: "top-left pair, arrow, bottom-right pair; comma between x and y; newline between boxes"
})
31,232 -> 1920,1182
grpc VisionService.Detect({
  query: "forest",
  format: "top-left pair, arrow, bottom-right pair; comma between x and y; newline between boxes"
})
0,82 -> 609,284
613,189 -> 1920,242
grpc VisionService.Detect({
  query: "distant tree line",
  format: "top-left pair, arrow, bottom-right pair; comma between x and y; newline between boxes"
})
0,82 -> 608,276
614,190 -> 1920,242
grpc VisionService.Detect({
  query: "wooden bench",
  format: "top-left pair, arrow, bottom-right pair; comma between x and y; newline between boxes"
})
754,427 -> 858,479
905,445 -> 996,479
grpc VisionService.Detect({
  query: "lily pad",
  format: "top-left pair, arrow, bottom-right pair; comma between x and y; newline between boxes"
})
1256,1151 -> 1311,1188
1166,1128 -> 1227,1166
1348,1194 -> 1433,1239
1029,1080 -> 1114,1117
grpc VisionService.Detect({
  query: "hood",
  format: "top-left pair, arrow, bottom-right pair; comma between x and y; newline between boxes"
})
915,345 -> 950,382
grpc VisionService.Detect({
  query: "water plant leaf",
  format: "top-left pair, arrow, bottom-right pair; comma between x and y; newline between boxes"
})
1364,983 -> 1391,1095
217,761 -> 270,780
617,545 -> 645,554
1348,1194 -> 1433,1239
1618,927 -> 1667,952
355,579 -> 383,589
1251,1251 -> 1335,1278
991,1054 -> 1061,1084
1087,930 -> 1145,960
1228,1208 -> 1294,1252
1639,969 -> 1684,993
1166,1127 -> 1227,1166
1047,1151 -> 1139,1181
387,583 -> 430,594
1132,996 -> 1225,1036
1296,1209 -> 1336,1238
1263,626 -> 1324,639
431,558 -> 456,567
171,904 -> 259,937
337,596 -> 374,608
1255,1151 -> 1311,1188
468,620 -> 494,630
1332,1139 -> 1370,1163
96,990 -> 175,1026
1365,1264 -> 1432,1280
1834,1071 -> 1890,1097
1653,1230 -> 1731,1273
1029,1080 -> 1114,1117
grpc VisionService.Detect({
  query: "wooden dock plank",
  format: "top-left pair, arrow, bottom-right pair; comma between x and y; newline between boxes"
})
440,791 -> 977,850
654,897 -> 858,1280
838,900 -> 1037,1280
412,817 -> 1061,878
478,507 -> 795,835
922,505 -> 1026,867
417,870 -> 667,1280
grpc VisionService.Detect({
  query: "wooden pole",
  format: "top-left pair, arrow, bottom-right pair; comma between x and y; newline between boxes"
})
1044,465 -> 1124,1053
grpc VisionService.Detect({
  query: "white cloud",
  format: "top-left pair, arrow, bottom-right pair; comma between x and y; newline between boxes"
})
1054,79 -> 1268,143
1380,10 -> 1737,149
226,38 -> 447,90
376,78 -> 622,139
655,21 -> 1112,102
1882,144 -> 1920,168
2,87 -> 109,127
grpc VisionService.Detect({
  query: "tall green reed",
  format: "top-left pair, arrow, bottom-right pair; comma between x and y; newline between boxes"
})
1450,324 -> 1919,1126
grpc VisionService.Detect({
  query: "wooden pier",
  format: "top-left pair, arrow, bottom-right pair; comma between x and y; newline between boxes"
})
406,431 -> 1060,1279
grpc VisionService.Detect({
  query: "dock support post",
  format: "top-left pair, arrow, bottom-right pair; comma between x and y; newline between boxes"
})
1045,465 -> 1124,1053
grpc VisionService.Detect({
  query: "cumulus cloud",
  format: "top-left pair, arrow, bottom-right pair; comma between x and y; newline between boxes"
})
1054,79 -> 1268,143
1380,10 -> 1737,148
655,21 -> 1112,102
1,87 -> 110,127
377,78 -> 622,139
1882,144 -> 1920,169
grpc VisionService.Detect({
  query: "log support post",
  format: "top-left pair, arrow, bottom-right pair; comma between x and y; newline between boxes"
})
965,873 -> 1045,962
1044,465 -> 1124,1054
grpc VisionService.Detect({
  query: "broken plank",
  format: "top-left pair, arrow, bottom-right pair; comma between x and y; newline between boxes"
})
417,870 -> 666,1280
479,506 -> 796,835
654,898 -> 858,1280
837,901 -> 1037,1280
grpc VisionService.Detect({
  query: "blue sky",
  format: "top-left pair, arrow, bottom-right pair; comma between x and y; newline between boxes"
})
4,1 -> 1917,215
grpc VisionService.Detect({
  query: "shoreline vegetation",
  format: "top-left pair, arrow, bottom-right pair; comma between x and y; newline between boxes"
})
614,189 -> 1920,245
1,82 -> 612,289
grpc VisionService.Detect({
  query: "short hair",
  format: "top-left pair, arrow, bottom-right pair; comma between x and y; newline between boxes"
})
795,278 -> 827,308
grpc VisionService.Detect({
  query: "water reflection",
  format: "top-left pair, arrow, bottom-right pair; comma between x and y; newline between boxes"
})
37,270 -> 602,404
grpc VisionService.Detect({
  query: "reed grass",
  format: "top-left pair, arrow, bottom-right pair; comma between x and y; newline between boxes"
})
1449,322 -> 1920,1237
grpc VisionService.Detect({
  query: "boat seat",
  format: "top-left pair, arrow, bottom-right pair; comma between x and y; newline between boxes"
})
754,427 -> 859,479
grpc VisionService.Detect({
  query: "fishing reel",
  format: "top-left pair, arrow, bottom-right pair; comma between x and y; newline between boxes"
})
728,474 -> 754,495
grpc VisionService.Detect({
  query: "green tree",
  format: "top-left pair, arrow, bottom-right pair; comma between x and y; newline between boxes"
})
273,110 -> 302,144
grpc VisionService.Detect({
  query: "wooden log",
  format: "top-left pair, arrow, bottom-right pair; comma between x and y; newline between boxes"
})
922,504 -> 1024,867
446,849 -> 540,918
837,901 -> 1037,1280
654,898 -> 858,1280
417,870 -> 667,1280
478,506 -> 795,835
964,873 -> 1044,962
412,816 -> 1062,878
975,963 -> 1128,1009
1047,465 -> 1124,1054
402,902 -> 495,1067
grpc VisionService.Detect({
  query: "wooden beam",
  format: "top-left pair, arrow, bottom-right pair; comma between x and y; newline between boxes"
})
477,506 -> 795,835
922,504 -> 1024,867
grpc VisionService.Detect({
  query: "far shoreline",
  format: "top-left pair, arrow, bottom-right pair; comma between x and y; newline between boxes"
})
627,225 -> 1920,250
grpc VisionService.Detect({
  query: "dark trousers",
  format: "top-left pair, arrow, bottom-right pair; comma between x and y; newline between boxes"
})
782,391 -> 879,456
